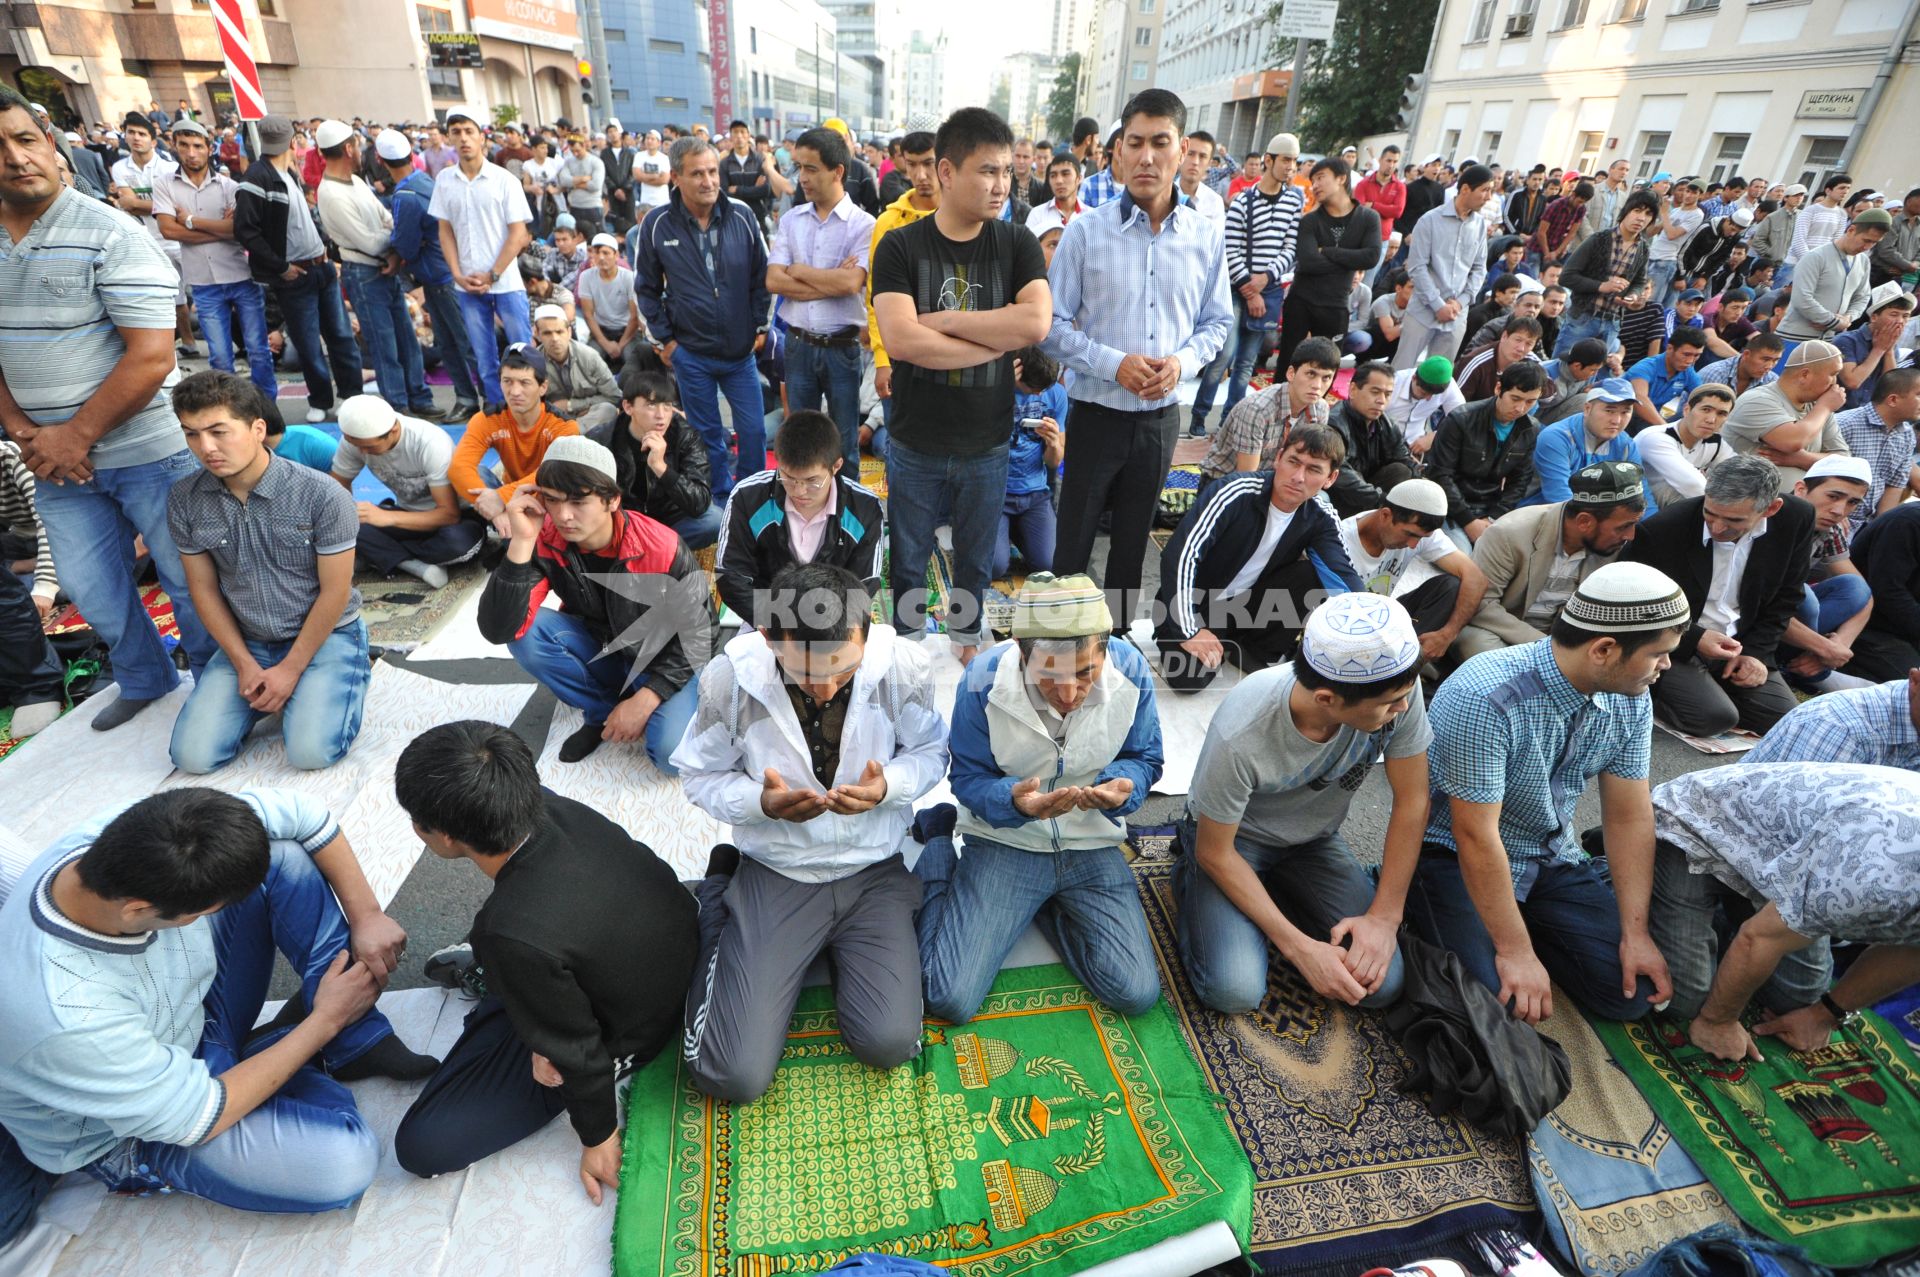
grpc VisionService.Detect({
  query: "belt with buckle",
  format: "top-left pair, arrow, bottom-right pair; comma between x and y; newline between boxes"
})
789,326 -> 860,348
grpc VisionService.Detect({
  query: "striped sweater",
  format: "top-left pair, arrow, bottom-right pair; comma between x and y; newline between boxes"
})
1223,183 -> 1304,289
0,443 -> 56,601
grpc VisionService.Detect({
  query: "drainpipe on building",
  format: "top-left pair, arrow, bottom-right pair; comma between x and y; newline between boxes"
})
1836,0 -> 1920,175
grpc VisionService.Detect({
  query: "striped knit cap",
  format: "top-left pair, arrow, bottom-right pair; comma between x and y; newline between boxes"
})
1559,561 -> 1691,634
1011,573 -> 1112,639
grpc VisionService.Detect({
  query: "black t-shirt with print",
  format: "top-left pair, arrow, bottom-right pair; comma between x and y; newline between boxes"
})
871,215 -> 1049,458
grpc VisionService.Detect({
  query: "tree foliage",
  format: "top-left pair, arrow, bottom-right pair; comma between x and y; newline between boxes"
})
1266,0 -> 1439,153
1046,53 -> 1082,140
988,76 -> 1013,122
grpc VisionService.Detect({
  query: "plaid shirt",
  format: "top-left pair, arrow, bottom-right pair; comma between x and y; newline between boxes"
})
1530,196 -> 1586,257
1425,639 -> 1652,893
1836,402 -> 1917,533
1199,383 -> 1331,483
1594,231 -> 1639,319
1744,678 -> 1920,770
1079,168 -> 1119,208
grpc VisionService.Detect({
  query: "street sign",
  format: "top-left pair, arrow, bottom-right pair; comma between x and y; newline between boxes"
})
426,32 -> 484,69
209,0 -> 265,120
1276,0 -> 1339,41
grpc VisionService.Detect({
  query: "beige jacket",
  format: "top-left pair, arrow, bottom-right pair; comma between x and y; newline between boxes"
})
1454,501 -> 1623,655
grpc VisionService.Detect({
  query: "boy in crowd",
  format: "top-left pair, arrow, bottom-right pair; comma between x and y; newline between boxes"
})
587,367 -> 723,549
1337,478 -> 1487,656
449,346 -> 581,535
1526,378 -> 1660,510
671,564 -> 949,1103
477,436 -> 711,770
1198,337 -> 1339,485
998,347 -> 1069,578
1638,384 -> 1735,507
1178,593 -> 1429,1012
392,722 -> 697,1201
532,303 -> 621,436
0,787 -> 432,1242
1426,361 -> 1549,546
165,372 -> 368,775
330,395 -> 484,591
919,574 -> 1164,1023
576,233 -> 641,370
715,410 -> 885,626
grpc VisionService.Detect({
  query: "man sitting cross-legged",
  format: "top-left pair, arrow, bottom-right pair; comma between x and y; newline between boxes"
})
1409,561 -> 1688,1023
1177,593 -> 1431,1013
671,564 -> 949,1104
916,574 -> 1165,1024
0,789 -> 435,1244
1335,478 -> 1488,660
391,721 -> 697,1203
477,434 -> 713,770
330,394 -> 486,590
166,370 -> 369,775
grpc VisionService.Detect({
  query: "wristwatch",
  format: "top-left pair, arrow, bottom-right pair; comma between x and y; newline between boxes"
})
183,212 -> 195,231
1819,991 -> 1860,1028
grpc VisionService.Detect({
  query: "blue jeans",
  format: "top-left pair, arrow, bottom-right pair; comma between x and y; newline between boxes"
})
341,262 -> 433,414
1783,574 -> 1874,685
995,487 -> 1056,577
1190,332 -> 1236,430
785,338 -> 863,472
34,449 -> 213,699
169,619 -> 370,774
418,278 -> 482,411
191,280 -> 276,400
273,256 -> 362,413
673,347 -> 765,496
1553,311 -> 1621,360
1645,258 -> 1680,308
885,439 -> 1009,647
505,609 -> 699,775
1408,848 -> 1656,1021
81,839 -> 394,1213
457,287 -> 533,407
1174,821 -> 1405,1014
915,833 -> 1160,1023
673,501 -> 725,550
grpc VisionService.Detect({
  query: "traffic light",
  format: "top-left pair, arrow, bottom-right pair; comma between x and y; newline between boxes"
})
578,58 -> 595,107
1397,73 -> 1424,132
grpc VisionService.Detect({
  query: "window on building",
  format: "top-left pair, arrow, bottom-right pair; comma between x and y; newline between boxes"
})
1677,0 -> 1716,11
1481,129 -> 1503,157
749,27 -> 758,53
1556,0 -> 1590,25
1132,60 -> 1149,79
656,96 -> 690,110
1706,132 -> 1748,184
1443,128 -> 1462,156
1614,0 -> 1647,18
1635,130 -> 1669,179
1466,0 -> 1497,41
649,37 -> 685,54
416,6 -> 462,101
1574,129 -> 1604,173
612,88 -> 630,101
1140,0 -> 1155,10
604,27 -> 625,40
1135,25 -> 1153,44
1797,136 -> 1846,190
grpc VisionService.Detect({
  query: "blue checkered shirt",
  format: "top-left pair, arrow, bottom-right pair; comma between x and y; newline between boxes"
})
1043,191 -> 1234,413
1836,402 -> 1917,533
1744,678 -> 1920,770
1079,168 -> 1119,208
1424,639 -> 1653,893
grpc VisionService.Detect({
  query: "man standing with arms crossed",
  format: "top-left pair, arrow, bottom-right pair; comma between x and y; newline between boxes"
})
1393,163 -> 1496,372
431,108 -> 534,415
1354,145 -> 1405,289
1047,89 -> 1233,635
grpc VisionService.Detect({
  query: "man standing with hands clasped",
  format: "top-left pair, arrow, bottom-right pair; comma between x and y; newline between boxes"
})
430,108 -> 534,414
1047,89 -> 1233,635
1393,163 -> 1497,371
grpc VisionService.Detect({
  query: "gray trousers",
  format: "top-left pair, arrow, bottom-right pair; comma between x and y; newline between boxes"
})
682,853 -> 924,1104
1651,655 -> 1798,737
1648,840 -> 1831,1021
1391,309 -> 1465,372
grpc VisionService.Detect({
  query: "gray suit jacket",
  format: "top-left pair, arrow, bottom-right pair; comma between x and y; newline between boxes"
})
1454,501 -> 1622,655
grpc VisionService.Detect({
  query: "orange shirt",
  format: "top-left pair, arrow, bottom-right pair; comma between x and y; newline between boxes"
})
449,405 -> 581,503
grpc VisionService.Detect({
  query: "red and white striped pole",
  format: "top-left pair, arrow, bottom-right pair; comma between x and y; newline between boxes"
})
210,0 -> 266,121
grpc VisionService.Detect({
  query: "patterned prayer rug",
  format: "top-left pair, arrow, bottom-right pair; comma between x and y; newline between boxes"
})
1593,1012 -> 1920,1267
357,561 -> 487,650
1875,985 -> 1920,1053
614,963 -> 1253,1277
47,583 -> 179,650
1526,1002 -> 1739,1277
1131,859 -> 1537,1275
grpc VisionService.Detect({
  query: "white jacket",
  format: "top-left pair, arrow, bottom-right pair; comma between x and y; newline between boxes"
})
669,625 -> 949,883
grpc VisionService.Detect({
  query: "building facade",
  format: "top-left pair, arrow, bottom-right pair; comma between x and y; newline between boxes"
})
1156,0 -> 1287,156
996,49 -> 1057,139
1078,0 -> 1161,126
601,0 -> 713,131
1416,0 -> 1919,192
903,28 -> 944,123
822,0 -> 907,128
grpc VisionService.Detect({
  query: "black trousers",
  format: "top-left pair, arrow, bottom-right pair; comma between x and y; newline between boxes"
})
1845,625 -> 1920,683
393,996 -> 569,1179
1055,401 -> 1177,630
1397,571 -> 1461,636
0,567 -> 61,708
1277,292 -> 1351,377
1153,559 -> 1325,692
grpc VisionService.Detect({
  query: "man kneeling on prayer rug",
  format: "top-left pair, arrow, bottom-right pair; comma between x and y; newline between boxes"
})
671,564 -> 949,1103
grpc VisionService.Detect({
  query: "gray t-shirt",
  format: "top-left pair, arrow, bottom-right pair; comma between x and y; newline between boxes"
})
329,417 -> 452,513
1721,381 -> 1848,487
1189,663 -> 1432,847
576,266 -> 636,333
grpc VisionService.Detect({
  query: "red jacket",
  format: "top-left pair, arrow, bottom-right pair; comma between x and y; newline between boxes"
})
1355,173 -> 1407,240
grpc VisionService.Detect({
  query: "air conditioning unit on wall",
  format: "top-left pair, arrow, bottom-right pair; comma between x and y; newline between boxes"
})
1505,12 -> 1535,36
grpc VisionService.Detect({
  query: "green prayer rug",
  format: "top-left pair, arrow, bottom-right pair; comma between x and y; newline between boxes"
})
614,963 -> 1253,1277
1593,1012 -> 1920,1267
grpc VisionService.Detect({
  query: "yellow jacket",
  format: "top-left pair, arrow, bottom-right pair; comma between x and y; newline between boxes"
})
866,190 -> 938,368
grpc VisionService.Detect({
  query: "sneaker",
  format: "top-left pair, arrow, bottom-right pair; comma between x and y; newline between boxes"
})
305,406 -> 327,424
423,943 -> 488,999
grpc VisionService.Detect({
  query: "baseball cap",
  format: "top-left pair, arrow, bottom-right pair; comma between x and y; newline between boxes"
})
1414,355 -> 1453,390
1568,460 -> 1647,504
374,128 -> 412,162
313,119 -> 353,150
1587,378 -> 1637,405
1266,133 -> 1301,159
1651,171 -> 1673,183
1676,289 -> 1706,302
540,433 -> 617,480
337,395 -> 401,441
1421,152 -> 1445,166
589,232 -> 620,250
503,342 -> 550,381
255,115 -> 294,156
1853,207 -> 1894,231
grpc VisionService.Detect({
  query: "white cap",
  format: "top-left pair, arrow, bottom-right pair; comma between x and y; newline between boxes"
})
1804,455 -> 1874,487
532,303 -> 568,325
374,128 -> 412,162
337,394 -> 400,440
1385,478 -> 1448,519
539,433 -> 617,480
1300,594 -> 1422,684
1729,207 -> 1754,228
313,119 -> 353,150
1868,280 -> 1917,313
1559,562 -> 1690,634
1514,274 -> 1545,296
589,232 -> 620,250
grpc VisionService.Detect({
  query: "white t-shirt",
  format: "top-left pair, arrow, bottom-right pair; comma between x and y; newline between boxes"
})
329,418 -> 454,513
110,153 -> 178,240
1337,512 -> 1453,597
429,162 -> 535,294
1223,504 -> 1295,598
635,152 -> 671,207
1649,206 -> 1704,263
